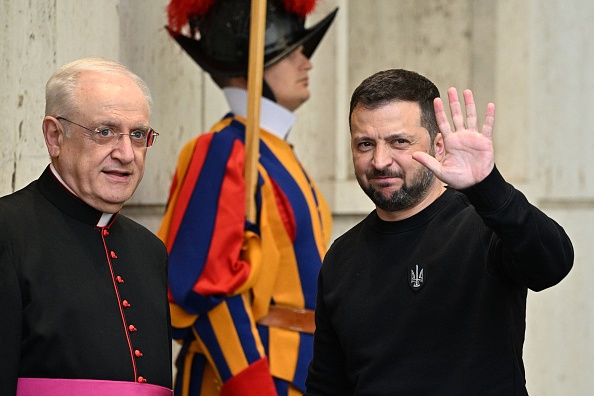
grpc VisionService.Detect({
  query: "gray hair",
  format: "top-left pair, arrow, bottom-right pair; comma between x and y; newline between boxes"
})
45,57 -> 153,120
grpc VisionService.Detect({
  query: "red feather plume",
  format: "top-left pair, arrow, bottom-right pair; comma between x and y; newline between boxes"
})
167,0 -> 317,34
167,0 -> 216,33
283,0 -> 316,16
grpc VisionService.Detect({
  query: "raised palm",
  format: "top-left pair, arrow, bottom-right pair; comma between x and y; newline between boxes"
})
413,88 -> 496,190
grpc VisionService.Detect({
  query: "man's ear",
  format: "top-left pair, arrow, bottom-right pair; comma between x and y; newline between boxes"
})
434,132 -> 445,162
42,116 -> 62,158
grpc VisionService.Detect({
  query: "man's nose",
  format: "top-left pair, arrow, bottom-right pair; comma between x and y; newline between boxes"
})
372,144 -> 393,169
111,134 -> 136,163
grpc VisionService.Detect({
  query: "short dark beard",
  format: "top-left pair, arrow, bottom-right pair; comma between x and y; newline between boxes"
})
359,166 -> 435,213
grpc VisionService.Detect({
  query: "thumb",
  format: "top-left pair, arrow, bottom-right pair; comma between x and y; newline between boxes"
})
412,151 -> 441,176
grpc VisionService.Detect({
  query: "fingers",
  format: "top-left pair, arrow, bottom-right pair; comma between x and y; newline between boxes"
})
481,102 -> 496,138
463,89 -> 478,131
433,97 -> 452,137
437,87 -> 494,137
448,88 -> 466,131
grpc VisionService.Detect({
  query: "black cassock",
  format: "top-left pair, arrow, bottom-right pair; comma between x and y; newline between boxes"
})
0,166 -> 172,394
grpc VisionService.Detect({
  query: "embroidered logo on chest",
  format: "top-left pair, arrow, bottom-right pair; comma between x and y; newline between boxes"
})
409,264 -> 425,291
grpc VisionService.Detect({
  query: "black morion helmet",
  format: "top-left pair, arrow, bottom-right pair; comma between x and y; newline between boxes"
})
166,0 -> 338,78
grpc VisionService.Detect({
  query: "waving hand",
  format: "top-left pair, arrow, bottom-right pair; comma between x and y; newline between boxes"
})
413,88 -> 496,190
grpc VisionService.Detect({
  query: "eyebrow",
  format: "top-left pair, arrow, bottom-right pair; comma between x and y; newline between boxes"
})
95,120 -> 150,131
352,132 -> 412,141
385,132 -> 412,139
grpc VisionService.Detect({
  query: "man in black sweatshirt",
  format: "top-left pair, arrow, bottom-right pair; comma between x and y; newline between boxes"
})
305,69 -> 573,395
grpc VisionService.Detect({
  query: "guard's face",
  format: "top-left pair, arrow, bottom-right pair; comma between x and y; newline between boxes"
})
264,46 -> 312,111
50,72 -> 149,213
350,100 -> 442,219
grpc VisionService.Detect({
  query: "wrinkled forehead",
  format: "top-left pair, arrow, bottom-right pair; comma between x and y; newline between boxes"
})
74,72 -> 150,120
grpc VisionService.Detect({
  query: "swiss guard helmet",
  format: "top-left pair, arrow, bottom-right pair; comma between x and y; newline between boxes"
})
166,0 -> 338,78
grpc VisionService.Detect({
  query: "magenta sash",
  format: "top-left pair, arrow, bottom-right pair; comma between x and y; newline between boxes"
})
17,378 -> 173,396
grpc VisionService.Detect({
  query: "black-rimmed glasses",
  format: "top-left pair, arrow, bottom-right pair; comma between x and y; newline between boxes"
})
56,116 -> 159,148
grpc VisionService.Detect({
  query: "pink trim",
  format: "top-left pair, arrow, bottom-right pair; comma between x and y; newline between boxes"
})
17,378 -> 172,396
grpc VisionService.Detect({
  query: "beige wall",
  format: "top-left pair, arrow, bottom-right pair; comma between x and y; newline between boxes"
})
2,1 -> 592,394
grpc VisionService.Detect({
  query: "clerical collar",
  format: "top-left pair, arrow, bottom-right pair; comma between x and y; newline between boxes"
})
49,164 -> 114,226
223,87 -> 296,140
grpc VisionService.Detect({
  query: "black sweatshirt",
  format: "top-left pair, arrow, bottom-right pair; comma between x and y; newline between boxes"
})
306,167 -> 573,395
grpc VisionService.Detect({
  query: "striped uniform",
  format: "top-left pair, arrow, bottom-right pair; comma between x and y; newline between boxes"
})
158,114 -> 332,396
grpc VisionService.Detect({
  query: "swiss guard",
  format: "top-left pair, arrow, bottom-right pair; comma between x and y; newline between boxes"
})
159,0 -> 338,395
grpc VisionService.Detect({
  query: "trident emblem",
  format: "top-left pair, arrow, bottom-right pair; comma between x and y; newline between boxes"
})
409,264 -> 425,291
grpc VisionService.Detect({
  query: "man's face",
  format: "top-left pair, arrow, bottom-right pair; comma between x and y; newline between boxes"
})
264,46 -> 312,111
52,71 -> 150,213
350,101 -> 442,220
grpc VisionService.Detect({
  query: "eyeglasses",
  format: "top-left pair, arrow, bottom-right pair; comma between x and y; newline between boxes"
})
56,116 -> 159,148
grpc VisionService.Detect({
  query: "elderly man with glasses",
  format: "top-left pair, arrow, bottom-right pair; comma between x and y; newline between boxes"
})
0,58 -> 172,395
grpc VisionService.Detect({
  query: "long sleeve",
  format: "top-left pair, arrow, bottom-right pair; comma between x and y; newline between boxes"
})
0,235 -> 22,395
159,123 -> 275,393
461,166 -> 574,291
159,125 -> 255,315
160,115 -> 332,394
